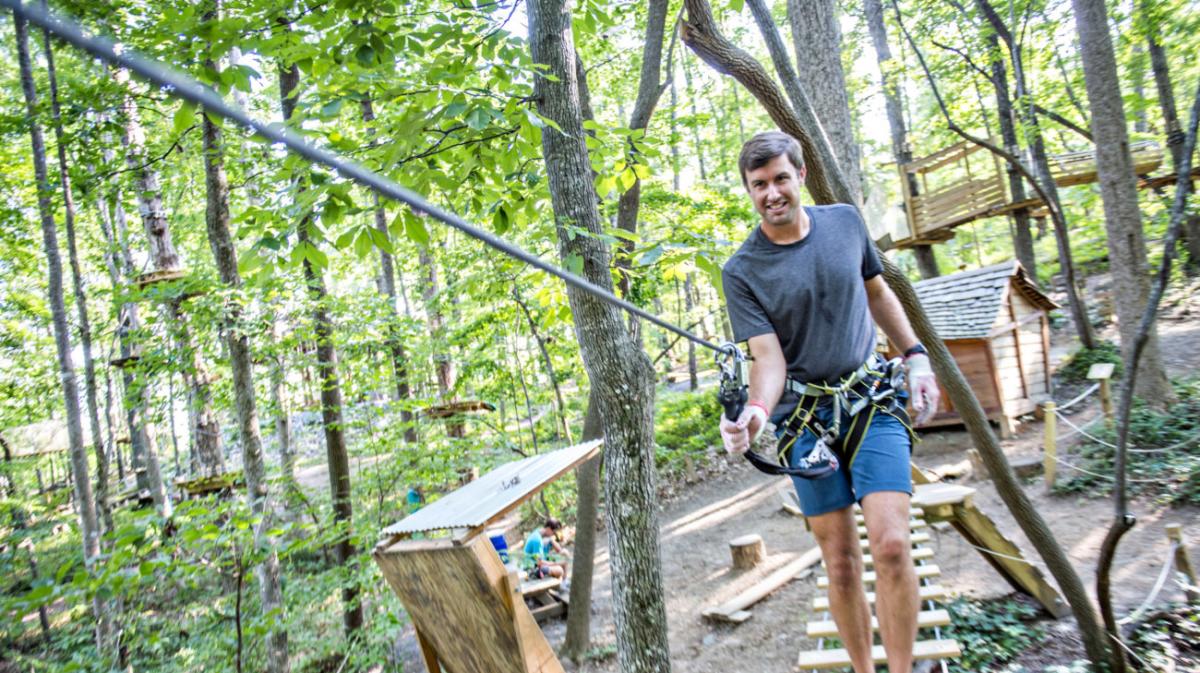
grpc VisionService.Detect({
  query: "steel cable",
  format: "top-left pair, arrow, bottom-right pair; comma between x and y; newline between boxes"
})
5,0 -> 727,356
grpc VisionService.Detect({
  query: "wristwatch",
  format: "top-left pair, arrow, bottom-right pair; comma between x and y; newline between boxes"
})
903,343 -> 928,358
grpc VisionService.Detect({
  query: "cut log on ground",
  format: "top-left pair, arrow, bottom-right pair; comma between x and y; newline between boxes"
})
729,534 -> 765,570
702,547 -> 822,624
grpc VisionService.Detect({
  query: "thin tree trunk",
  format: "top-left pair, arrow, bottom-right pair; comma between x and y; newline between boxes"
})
784,0 -> 863,204
278,60 -> 363,636
682,0 -> 1113,666
201,14 -> 290,668
1071,0 -> 1173,407
684,273 -> 697,390
118,71 -> 226,474
513,288 -> 572,442
14,8 -> 106,651
361,95 -> 418,443
561,387 -> 604,662
682,56 -> 707,180
614,0 -> 671,338
268,321 -> 297,492
862,0 -> 940,276
1141,0 -> 1200,274
40,19 -> 112,533
986,35 -> 1038,279
527,2 -> 671,671
971,0 -> 1097,348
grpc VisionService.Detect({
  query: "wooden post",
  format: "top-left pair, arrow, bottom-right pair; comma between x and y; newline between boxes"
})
967,448 -> 988,480
1166,524 -> 1199,605
729,534 -> 766,570
1043,401 -> 1057,489
1087,362 -> 1115,423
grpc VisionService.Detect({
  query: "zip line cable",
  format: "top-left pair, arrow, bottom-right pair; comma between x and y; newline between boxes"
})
6,0 -> 729,357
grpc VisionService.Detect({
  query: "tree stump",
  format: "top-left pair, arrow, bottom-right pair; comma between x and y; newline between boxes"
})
729,534 -> 765,570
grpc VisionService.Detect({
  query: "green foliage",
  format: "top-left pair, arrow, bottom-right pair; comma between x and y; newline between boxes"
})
1057,341 -> 1123,384
1054,378 -> 1200,505
943,596 -> 1046,670
1126,603 -> 1200,672
654,389 -> 722,476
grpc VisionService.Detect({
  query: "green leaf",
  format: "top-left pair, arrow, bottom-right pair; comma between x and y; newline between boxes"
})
173,102 -> 196,135
355,44 -> 377,66
404,212 -> 431,246
492,205 -> 510,234
354,229 -> 373,258
466,107 -> 490,131
445,97 -> 468,118
565,252 -> 583,276
321,99 -> 344,117
729,0 -> 745,12
368,226 -> 395,254
619,167 -> 637,191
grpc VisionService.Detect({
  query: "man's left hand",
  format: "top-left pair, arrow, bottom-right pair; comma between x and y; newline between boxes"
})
906,353 -> 939,426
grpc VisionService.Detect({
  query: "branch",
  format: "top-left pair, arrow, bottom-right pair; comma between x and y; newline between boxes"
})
86,125 -> 196,184
396,126 -> 519,166
928,37 -> 992,82
1032,103 -> 1093,142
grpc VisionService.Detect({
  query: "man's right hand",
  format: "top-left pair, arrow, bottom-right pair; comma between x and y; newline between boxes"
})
719,404 -> 767,454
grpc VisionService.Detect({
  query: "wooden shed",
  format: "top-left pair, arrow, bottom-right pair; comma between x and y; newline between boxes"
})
891,261 -> 1057,436
373,439 -> 602,673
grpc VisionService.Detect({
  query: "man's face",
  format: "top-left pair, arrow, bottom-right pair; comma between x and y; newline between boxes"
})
744,153 -> 807,228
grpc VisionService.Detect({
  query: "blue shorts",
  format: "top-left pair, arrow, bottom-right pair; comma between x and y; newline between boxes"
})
774,400 -> 913,517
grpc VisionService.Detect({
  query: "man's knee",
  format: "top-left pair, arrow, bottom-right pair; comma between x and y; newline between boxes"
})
870,530 -> 911,574
823,547 -> 864,589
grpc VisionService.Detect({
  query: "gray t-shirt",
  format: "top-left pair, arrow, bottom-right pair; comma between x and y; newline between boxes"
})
722,204 -> 883,384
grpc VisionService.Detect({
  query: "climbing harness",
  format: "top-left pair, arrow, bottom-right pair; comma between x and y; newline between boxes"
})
770,355 -> 913,479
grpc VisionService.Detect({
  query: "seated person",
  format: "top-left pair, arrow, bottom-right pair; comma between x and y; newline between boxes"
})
523,517 -> 568,580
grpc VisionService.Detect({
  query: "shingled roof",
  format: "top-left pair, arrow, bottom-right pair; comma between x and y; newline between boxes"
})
912,261 -> 1057,340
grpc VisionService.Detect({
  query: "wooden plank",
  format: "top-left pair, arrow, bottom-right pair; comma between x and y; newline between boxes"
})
812,584 -> 946,610
856,547 -> 935,566
817,564 -> 941,588
861,532 -> 930,549
950,503 -> 1070,618
702,548 -> 823,623
797,638 -> 961,669
857,520 -> 927,537
806,609 -> 951,638
414,626 -> 443,673
520,577 -> 562,597
912,482 -> 976,511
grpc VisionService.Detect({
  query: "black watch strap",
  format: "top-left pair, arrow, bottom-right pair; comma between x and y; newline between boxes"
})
904,343 -> 928,358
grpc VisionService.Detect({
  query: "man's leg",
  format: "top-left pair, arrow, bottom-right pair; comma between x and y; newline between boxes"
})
861,491 -> 919,673
809,507 -> 875,673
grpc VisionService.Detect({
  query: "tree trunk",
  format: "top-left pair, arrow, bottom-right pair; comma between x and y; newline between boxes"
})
785,0 -> 863,205
682,56 -> 708,181
527,2 -> 671,671
971,0 -> 1097,348
986,36 -> 1038,279
682,0 -> 1113,666
268,321 -> 297,491
118,72 -> 226,474
614,0 -> 670,338
41,21 -> 112,532
361,95 -> 419,443
513,288 -> 572,442
561,387 -> 604,662
14,7 -> 106,650
684,273 -> 698,390
95,128 -> 170,516
201,16 -> 290,669
1141,0 -> 1200,274
1071,0 -> 1173,406
862,0 -> 941,277
278,60 -> 363,636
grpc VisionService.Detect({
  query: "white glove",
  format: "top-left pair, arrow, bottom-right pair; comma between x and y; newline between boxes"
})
906,353 -> 940,426
719,404 -> 768,455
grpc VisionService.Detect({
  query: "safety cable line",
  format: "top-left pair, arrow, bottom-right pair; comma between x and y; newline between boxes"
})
1054,408 -> 1200,454
7,0 -> 728,356
1056,382 -> 1100,411
1117,541 -> 1178,626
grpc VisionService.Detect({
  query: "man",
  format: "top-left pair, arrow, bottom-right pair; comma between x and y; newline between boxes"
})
524,518 -> 568,580
718,131 -> 939,673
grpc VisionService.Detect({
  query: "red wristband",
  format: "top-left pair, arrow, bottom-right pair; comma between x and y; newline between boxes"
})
748,400 -> 771,415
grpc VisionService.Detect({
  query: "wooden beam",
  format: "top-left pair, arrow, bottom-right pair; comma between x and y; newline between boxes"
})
813,584 -> 946,610
817,564 -> 941,588
805,609 -> 951,638
701,547 -> 822,623
797,638 -> 961,670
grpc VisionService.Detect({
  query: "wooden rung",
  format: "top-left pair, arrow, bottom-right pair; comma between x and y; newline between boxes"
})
857,520 -> 927,536
852,505 -> 924,516
813,584 -> 946,611
806,609 -> 951,638
855,512 -> 925,524
797,638 -> 961,670
861,532 -> 929,549
863,547 -> 934,566
817,564 -> 940,588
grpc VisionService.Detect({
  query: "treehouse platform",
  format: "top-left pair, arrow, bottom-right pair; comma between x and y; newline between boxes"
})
886,140 -> 1163,250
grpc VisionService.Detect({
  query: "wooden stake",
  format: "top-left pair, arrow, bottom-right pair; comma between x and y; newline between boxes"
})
1098,378 -> 1113,421
1166,524 -> 1199,605
1043,401 -> 1057,489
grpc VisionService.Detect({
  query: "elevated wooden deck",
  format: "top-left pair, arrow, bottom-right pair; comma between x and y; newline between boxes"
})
889,140 -> 1164,250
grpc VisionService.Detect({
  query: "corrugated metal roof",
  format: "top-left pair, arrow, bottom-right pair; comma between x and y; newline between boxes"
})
380,439 -> 602,538
911,261 -> 1056,340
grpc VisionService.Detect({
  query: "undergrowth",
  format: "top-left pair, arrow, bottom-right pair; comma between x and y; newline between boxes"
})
654,389 -> 722,478
1053,378 -> 1200,505
943,596 -> 1046,670
1126,603 -> 1200,672
1057,341 -> 1122,384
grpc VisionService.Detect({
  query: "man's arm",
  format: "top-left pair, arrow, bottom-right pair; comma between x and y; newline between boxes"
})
864,275 -> 940,424
747,332 -> 787,413
865,275 -> 918,352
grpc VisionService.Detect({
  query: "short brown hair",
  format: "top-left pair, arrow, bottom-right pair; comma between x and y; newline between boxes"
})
738,131 -> 805,186
543,518 -> 562,531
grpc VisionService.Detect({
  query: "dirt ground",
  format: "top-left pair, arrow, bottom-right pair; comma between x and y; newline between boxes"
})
387,275 -> 1200,672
